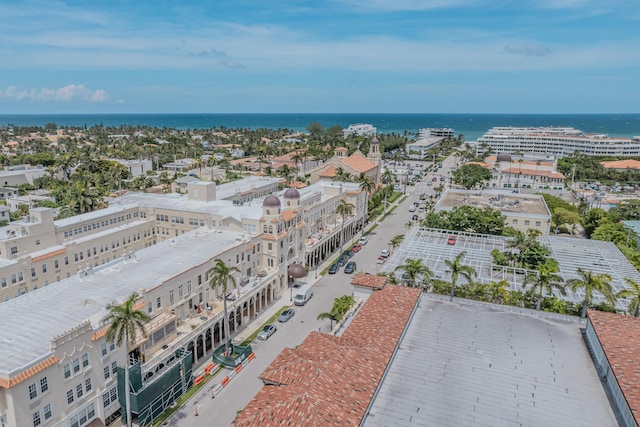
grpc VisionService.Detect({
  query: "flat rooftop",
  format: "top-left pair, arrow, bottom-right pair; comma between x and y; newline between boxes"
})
362,295 -> 617,427
0,228 -> 245,377
437,189 -> 550,216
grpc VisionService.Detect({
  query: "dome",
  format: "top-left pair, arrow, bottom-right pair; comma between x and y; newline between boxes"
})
263,195 -> 281,207
496,153 -> 512,162
288,263 -> 307,279
283,188 -> 300,199
370,137 -> 380,144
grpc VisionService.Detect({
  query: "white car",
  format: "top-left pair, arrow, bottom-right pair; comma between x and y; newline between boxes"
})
409,205 -> 416,212
359,237 -> 369,245
380,249 -> 390,258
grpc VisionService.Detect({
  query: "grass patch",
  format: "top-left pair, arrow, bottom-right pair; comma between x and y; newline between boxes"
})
239,306 -> 290,346
152,365 -> 223,426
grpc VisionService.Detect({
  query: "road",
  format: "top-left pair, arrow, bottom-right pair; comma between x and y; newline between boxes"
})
169,157 -> 457,427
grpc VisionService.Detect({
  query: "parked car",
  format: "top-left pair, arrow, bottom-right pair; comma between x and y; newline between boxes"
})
359,237 -> 369,245
447,236 -> 457,245
278,308 -> 295,323
432,177 -> 437,182
409,205 -> 416,212
257,324 -> 277,340
376,256 -> 386,264
380,249 -> 390,258
225,292 -> 237,301
418,207 -> 425,213
344,261 -> 357,274
412,214 -> 419,221
337,256 -> 348,267
344,250 -> 355,258
351,244 -> 362,253
328,263 -> 339,274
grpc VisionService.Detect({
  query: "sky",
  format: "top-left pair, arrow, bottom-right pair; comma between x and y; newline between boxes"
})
0,0 -> 639,114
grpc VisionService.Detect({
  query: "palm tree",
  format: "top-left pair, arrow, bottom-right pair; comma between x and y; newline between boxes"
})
395,258 -> 433,288
617,278 -> 640,317
335,199 -> 355,251
290,151 -> 305,176
381,169 -> 395,185
487,280 -> 510,304
192,156 -> 206,178
103,293 -> 150,427
567,268 -> 615,318
444,251 -> 477,301
389,234 -> 404,252
208,260 -> 240,356
523,263 -> 566,310
277,164 -> 295,185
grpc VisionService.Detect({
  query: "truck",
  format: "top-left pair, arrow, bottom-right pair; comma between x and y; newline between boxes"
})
294,284 -> 314,306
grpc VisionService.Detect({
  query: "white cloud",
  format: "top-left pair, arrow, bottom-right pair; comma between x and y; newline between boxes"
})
0,84 -> 109,102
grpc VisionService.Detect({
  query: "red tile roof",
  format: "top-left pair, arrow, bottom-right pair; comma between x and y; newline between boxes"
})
587,310 -> 640,423
351,273 -> 387,290
0,356 -> 60,388
600,160 -> 640,170
232,285 -> 421,427
341,153 -> 377,173
319,164 -> 338,177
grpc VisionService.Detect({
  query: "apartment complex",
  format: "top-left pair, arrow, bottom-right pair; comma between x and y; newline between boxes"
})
342,123 -> 377,138
419,127 -> 454,139
477,126 -> 640,157
0,177 -> 366,427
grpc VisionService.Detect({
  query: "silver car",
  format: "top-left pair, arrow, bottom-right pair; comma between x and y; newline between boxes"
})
257,324 -> 277,340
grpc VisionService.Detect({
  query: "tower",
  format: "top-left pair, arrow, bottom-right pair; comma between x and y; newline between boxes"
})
367,137 -> 382,182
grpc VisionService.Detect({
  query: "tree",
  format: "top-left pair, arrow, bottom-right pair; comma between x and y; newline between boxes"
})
523,260 -> 566,310
395,258 -> 433,288
358,174 -> 376,195
381,169 -> 395,185
452,163 -> 492,189
277,164 -> 295,185
389,234 -> 404,252
444,251 -> 477,301
336,199 -> 354,251
103,293 -> 150,427
567,268 -> 615,318
208,260 -> 240,356
317,294 -> 354,330
617,279 -> 640,317
487,280 -> 510,304
307,122 -> 324,140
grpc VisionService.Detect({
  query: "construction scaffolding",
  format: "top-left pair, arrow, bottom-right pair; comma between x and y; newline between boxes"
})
117,348 -> 193,427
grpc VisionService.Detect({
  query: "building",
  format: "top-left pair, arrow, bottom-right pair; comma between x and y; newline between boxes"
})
0,177 -> 367,426
0,167 -> 46,187
419,127 -> 454,139
309,139 -> 382,184
406,137 -> 446,159
161,159 -> 194,172
477,126 -> 640,157
600,159 -> 640,172
585,310 -> 640,427
112,159 -> 153,178
435,188 -> 552,235
232,282 -> 617,427
343,123 -> 377,138
5,191 -> 55,213
474,153 -> 566,190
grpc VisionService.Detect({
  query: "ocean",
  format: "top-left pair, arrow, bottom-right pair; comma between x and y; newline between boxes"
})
1,113 -> 639,142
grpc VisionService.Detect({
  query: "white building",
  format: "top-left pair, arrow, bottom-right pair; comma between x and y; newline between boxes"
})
419,128 -> 454,139
406,137 -> 446,159
477,127 -> 640,157
0,178 -> 367,427
343,124 -> 377,138
113,159 -> 153,178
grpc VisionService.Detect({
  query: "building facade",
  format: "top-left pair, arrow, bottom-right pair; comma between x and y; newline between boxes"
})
0,177 -> 367,427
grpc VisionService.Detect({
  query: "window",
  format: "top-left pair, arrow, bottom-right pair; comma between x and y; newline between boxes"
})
524,220 -> 530,226
67,389 -> 74,404
156,297 -> 161,308
33,411 -> 41,427
42,264 -> 47,273
10,246 -> 17,255
109,342 -> 115,351
18,272 -> 23,282
512,219 -> 518,225
72,358 -> 80,373
31,267 -> 36,278
112,361 -> 117,374
76,383 -> 83,398
64,364 -> 71,379
43,403 -> 52,419
169,290 -> 174,305
102,392 -> 110,408
1,277 -> 5,288
11,274 -> 16,284
147,302 -> 152,314
40,377 -> 48,393
29,383 -> 37,399
82,353 -> 89,368
101,343 -> 107,356
110,387 -> 117,403
54,260 -> 59,269
535,221 -> 541,227
65,256 -> 69,265
103,367 -> 110,380
85,378 -> 92,392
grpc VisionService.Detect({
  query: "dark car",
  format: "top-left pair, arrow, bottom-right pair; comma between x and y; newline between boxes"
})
412,214 -> 419,221
278,308 -> 295,323
328,263 -> 339,274
337,256 -> 348,267
345,250 -> 355,258
344,261 -> 357,274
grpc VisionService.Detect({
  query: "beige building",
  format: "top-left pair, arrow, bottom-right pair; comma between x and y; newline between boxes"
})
468,154 -> 566,190
309,138 -> 382,184
435,188 -> 551,235
0,177 -> 367,427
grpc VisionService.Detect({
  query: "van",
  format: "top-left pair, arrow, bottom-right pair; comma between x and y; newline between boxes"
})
294,284 -> 314,306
